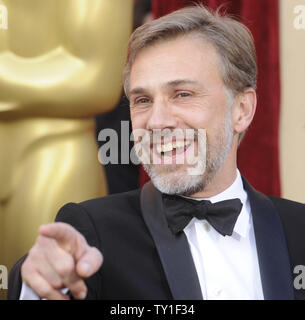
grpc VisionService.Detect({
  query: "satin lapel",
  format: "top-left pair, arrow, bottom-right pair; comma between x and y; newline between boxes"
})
242,177 -> 294,300
140,181 -> 203,300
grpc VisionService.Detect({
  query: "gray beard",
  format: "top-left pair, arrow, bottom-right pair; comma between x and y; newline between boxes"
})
142,111 -> 234,196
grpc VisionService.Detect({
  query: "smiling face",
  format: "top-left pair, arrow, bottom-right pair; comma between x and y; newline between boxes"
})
129,35 -> 238,196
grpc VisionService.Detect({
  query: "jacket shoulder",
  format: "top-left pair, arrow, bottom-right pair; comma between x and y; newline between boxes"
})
79,188 -> 142,215
268,196 -> 305,233
54,188 -> 142,245
268,196 -> 305,220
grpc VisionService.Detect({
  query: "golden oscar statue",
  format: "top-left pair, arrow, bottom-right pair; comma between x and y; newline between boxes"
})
0,0 -> 132,290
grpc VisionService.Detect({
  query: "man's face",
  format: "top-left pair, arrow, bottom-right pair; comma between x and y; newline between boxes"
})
129,35 -> 235,195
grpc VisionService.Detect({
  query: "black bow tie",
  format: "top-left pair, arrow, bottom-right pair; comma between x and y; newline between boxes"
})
162,194 -> 243,236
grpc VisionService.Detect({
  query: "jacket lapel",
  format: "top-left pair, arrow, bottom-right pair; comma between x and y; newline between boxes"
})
141,178 -> 294,300
242,177 -> 294,300
140,181 -> 203,300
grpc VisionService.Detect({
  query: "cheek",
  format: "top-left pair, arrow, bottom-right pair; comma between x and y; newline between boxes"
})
174,98 -> 215,129
130,111 -> 147,131
186,99 -> 228,131
178,109 -> 211,130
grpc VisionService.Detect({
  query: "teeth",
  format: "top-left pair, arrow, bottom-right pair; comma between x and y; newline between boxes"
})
156,141 -> 191,154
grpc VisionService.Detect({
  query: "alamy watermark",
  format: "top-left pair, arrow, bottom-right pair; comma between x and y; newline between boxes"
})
97,121 -> 207,176
294,5 -> 305,29
0,4 -> 8,30
0,265 -> 8,290
294,265 -> 305,289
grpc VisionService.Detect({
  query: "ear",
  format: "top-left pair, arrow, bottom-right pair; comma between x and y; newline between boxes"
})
232,88 -> 257,135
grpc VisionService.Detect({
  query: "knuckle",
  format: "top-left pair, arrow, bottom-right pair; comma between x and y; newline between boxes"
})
74,232 -> 87,249
28,248 -> 40,263
21,261 -> 32,280
36,235 -> 47,246
38,286 -> 53,299
56,259 -> 75,278
27,243 -> 45,263
36,234 -> 56,248
51,279 -> 63,290
28,245 -> 39,257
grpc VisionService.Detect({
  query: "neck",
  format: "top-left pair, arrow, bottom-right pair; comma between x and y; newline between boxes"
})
190,147 -> 238,199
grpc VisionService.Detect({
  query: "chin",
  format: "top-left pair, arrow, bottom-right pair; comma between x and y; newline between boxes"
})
143,163 -> 207,195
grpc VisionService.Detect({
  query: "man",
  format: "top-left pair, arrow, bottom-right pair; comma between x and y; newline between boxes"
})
8,5 -> 305,300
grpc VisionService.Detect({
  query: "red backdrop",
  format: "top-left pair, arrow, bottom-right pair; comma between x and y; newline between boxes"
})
139,0 -> 281,197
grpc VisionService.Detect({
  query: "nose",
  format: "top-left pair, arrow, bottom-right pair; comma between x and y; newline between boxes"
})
146,97 -> 178,131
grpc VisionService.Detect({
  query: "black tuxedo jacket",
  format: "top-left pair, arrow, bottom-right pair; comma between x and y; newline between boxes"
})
8,178 -> 305,300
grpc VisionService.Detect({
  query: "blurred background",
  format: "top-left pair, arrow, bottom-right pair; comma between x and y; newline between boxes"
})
0,0 -> 304,300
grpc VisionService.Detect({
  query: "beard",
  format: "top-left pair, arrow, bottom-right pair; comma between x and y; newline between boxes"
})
141,108 -> 234,196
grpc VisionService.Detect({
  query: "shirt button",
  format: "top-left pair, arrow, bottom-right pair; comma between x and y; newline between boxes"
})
212,288 -> 223,299
216,289 -> 222,296
203,222 -> 210,232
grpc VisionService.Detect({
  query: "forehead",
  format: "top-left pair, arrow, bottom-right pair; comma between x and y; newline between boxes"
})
129,35 -> 223,92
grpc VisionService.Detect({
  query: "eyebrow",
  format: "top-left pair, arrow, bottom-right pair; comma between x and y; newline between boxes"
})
129,86 -> 147,97
165,79 -> 200,88
129,79 -> 201,97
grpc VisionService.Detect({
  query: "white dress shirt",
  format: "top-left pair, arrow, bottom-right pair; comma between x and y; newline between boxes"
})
20,169 -> 264,300
183,169 -> 264,299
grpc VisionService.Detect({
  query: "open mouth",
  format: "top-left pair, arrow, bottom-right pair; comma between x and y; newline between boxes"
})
157,140 -> 192,157
134,128 -> 206,167
151,139 -> 195,164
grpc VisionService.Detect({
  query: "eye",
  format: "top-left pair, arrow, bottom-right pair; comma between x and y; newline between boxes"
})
135,97 -> 150,104
176,91 -> 191,98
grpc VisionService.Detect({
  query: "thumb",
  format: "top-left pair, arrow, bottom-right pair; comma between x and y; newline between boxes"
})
76,246 -> 103,278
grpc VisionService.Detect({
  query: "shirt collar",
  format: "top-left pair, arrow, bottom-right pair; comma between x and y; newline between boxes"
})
183,169 -> 250,238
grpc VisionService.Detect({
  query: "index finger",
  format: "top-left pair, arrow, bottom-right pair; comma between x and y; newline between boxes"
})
39,222 -> 86,253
